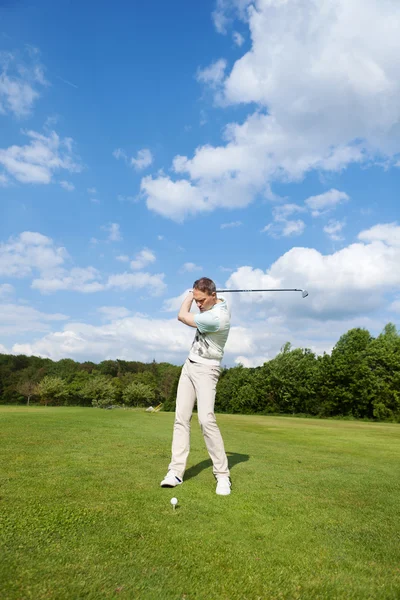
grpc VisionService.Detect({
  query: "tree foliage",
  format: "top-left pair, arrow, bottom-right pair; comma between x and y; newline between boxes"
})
0,324 -> 399,421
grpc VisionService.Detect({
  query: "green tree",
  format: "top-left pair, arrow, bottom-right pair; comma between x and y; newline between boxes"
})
122,382 -> 156,407
36,376 -> 69,406
81,376 -> 118,408
319,328 -> 374,418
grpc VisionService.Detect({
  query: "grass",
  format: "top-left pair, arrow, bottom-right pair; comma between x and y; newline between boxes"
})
0,406 -> 400,600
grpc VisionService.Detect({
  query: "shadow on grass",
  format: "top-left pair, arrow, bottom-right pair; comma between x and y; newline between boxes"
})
184,452 -> 250,481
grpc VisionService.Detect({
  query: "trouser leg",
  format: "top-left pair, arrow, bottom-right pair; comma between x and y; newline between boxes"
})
168,360 -> 196,479
190,361 -> 230,479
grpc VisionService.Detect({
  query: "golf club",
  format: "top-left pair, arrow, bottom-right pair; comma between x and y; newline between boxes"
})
216,288 -> 309,298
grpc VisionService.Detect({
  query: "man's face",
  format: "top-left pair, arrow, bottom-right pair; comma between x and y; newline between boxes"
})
193,288 -> 217,312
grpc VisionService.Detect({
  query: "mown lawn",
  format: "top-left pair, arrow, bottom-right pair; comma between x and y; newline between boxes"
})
0,406 -> 399,600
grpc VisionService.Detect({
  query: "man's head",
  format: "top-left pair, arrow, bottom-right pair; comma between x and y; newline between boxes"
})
192,277 -> 218,312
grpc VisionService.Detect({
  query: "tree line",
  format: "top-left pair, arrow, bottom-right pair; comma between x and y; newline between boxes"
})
1,323 -> 399,422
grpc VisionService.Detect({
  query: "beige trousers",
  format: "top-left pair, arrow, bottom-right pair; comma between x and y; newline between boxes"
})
168,358 -> 230,480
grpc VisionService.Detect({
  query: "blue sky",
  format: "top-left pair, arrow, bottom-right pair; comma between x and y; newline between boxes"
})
1,0 -> 399,366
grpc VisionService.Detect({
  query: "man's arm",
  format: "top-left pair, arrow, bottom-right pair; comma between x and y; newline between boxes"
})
177,291 -> 197,328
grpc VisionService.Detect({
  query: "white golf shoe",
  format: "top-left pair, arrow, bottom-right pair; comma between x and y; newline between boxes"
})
216,477 -> 231,496
160,470 -> 183,488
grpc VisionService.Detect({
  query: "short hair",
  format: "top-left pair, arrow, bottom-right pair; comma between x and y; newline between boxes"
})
193,277 -> 216,295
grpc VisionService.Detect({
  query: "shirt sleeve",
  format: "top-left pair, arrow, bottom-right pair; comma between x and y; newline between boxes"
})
194,310 -> 220,333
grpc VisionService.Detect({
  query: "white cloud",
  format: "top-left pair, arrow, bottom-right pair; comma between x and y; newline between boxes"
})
0,231 -> 67,278
107,272 -> 165,295
212,0 -> 251,35
227,222 -> 400,320
0,283 -> 14,297
162,290 -> 188,313
324,220 -> 346,241
131,148 -> 153,171
11,315 -> 193,363
142,0 -> 400,221
0,231 -> 165,297
233,31 -> 244,47
113,148 -> 127,161
32,267 -> 105,294
10,222 -> 400,366
358,222 -> 400,247
98,306 -> 132,321
180,262 -> 203,273
0,303 -> 68,335
0,49 -> 48,118
197,59 -> 227,88
281,220 -> 305,237
234,355 -> 268,368
262,204 -> 305,238
114,147 -> 153,171
60,180 -> 75,191
141,175 -> 211,222
130,248 -> 156,270
32,268 -> 166,296
221,220 -> 242,229
116,255 -> 129,263
0,130 -> 81,185
305,189 -> 350,217
389,300 -> 400,313
87,187 -> 97,194
102,222 -> 122,242
0,173 -> 9,186
273,204 -> 305,220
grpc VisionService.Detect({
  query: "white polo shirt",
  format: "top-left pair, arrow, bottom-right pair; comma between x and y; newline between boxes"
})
188,297 -> 231,366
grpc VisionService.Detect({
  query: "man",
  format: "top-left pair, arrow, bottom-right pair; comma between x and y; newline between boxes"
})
160,277 -> 231,496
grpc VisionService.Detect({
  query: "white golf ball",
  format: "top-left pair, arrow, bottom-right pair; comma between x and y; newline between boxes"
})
170,497 -> 178,506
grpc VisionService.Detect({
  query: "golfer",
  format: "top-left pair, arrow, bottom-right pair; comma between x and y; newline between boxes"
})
160,277 -> 232,495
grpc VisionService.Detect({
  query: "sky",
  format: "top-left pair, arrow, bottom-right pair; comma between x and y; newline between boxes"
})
0,0 -> 399,367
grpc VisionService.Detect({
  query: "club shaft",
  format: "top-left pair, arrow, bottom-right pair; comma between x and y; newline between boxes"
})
216,288 -> 304,293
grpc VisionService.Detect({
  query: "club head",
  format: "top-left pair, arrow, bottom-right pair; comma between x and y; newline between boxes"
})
302,290 -> 309,298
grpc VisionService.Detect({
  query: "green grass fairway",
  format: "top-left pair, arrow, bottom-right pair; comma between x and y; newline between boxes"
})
1,407 -> 400,600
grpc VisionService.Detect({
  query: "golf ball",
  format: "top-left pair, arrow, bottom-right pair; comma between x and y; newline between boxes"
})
170,497 -> 178,506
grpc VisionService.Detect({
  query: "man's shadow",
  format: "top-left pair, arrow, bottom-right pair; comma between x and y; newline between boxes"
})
184,452 -> 250,481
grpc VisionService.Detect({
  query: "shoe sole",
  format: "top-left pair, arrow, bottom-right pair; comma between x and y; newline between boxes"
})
160,480 -> 182,488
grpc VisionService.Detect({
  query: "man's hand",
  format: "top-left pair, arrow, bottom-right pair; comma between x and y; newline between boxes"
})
177,291 -> 197,328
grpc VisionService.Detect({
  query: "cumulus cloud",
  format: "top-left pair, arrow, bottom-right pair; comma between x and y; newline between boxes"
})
102,222 -> 122,242
0,231 -> 165,297
130,248 -> 156,270
305,189 -> 350,217
141,0 -> 400,221
12,315 -> 194,363
131,148 -> 153,171
180,262 -> 203,273
233,31 -> 244,47
0,283 -> 14,297
114,148 -> 153,171
0,303 -> 68,335
197,59 -> 227,88
0,130 -> 81,185
227,222 -> 400,321
324,220 -> 346,241
9,222 -> 399,366
97,306 -> 132,321
32,269 -> 166,296
60,180 -> 75,191
0,231 -> 67,277
0,48 -> 48,118
262,204 -> 306,238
